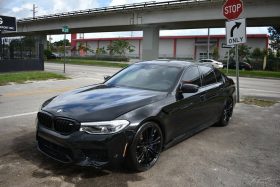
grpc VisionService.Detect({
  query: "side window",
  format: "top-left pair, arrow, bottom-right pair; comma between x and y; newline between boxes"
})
214,69 -> 223,83
199,66 -> 216,86
181,66 -> 201,87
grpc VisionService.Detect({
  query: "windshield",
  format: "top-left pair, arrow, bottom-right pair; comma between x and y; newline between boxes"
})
106,63 -> 182,92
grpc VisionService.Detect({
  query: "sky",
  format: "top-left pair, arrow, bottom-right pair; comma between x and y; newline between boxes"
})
0,0 -> 269,42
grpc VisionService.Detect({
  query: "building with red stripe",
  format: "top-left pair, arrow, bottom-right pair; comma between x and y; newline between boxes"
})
71,33 -> 269,60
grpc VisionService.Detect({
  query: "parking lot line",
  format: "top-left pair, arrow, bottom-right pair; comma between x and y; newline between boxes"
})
3,87 -> 74,97
0,111 -> 37,120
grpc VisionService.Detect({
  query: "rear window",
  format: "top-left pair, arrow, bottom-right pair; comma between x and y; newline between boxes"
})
199,66 -> 216,86
214,69 -> 223,83
181,66 -> 201,87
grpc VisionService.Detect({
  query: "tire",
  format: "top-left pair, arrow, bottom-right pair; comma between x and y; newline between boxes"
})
127,122 -> 163,172
217,98 -> 233,127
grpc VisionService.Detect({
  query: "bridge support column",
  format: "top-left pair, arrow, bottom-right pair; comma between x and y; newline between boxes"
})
35,35 -> 46,70
35,35 -> 47,58
142,26 -> 159,60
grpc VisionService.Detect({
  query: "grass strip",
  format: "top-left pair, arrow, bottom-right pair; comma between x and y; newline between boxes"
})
0,71 -> 68,86
49,59 -> 128,68
221,69 -> 280,79
241,97 -> 278,107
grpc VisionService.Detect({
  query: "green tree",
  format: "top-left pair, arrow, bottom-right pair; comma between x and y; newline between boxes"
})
53,39 -> 70,47
107,40 -> 135,57
229,44 -> 251,62
251,48 -> 263,62
52,39 -> 70,53
277,50 -> 280,58
77,42 -> 94,54
212,46 -> 219,60
96,47 -> 107,55
77,42 -> 87,52
267,48 -> 275,59
268,26 -> 280,51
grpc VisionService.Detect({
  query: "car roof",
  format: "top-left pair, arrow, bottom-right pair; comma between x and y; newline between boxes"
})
136,60 -> 194,68
136,60 -> 214,68
200,59 -> 214,61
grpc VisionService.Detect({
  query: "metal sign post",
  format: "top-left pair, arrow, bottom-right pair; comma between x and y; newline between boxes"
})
227,49 -> 230,74
63,33 -> 66,73
62,25 -> 69,73
222,43 -> 234,74
225,19 -> 246,103
0,30 -> 2,60
223,0 -> 245,103
235,45 -> 240,102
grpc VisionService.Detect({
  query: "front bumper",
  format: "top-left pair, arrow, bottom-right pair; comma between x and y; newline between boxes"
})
36,121 -> 134,168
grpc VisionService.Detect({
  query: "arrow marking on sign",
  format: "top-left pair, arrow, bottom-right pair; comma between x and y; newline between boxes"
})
230,22 -> 242,37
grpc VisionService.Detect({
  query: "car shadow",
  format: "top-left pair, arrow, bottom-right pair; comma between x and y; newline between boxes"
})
11,131 -> 144,186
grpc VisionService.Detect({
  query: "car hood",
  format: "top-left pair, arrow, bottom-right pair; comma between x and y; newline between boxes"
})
42,84 -> 167,122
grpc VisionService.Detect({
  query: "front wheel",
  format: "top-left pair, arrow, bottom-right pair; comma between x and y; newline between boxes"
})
127,122 -> 163,172
217,98 -> 233,127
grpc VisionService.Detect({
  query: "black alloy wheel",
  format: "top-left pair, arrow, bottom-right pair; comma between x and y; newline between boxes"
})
128,122 -> 163,172
218,98 -> 233,127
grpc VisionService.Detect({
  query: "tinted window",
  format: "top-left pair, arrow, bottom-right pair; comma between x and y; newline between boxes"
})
199,66 -> 216,86
181,66 -> 201,86
106,64 -> 182,92
214,69 -> 223,82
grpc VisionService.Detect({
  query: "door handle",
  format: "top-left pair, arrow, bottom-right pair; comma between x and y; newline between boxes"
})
200,94 -> 206,101
200,91 -> 206,101
180,102 -> 193,110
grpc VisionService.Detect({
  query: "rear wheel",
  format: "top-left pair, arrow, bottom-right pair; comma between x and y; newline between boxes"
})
127,122 -> 163,172
217,98 -> 233,127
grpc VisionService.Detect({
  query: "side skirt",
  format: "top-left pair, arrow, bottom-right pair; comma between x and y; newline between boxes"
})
163,123 -> 212,150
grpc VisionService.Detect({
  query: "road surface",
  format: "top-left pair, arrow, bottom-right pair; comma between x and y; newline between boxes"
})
0,63 -> 279,186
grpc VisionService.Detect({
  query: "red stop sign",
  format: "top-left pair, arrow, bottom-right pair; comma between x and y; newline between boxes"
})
223,0 -> 244,20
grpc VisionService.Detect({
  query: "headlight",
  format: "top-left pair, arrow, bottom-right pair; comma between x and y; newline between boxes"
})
80,120 -> 130,134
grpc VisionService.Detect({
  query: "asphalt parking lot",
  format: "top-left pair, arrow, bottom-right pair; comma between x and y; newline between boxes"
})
0,64 -> 279,187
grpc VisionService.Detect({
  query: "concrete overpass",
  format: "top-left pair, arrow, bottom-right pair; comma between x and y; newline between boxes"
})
3,0 -> 280,60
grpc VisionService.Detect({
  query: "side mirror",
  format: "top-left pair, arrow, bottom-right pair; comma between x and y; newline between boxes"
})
180,83 -> 199,93
104,75 -> 111,81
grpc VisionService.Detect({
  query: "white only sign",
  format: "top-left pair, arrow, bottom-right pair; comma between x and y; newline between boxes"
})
226,18 -> 246,45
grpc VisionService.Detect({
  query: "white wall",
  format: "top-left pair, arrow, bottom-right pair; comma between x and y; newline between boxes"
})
80,36 -> 267,60
246,38 -> 267,51
176,39 -> 195,59
86,41 -> 98,55
99,41 -> 110,53
128,40 -> 140,58
159,39 -> 173,58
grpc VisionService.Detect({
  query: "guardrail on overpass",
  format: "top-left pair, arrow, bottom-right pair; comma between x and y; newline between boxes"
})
18,0 -> 215,23
4,0 -> 279,36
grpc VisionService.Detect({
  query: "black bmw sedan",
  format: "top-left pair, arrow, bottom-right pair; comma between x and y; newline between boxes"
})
36,60 -> 235,171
